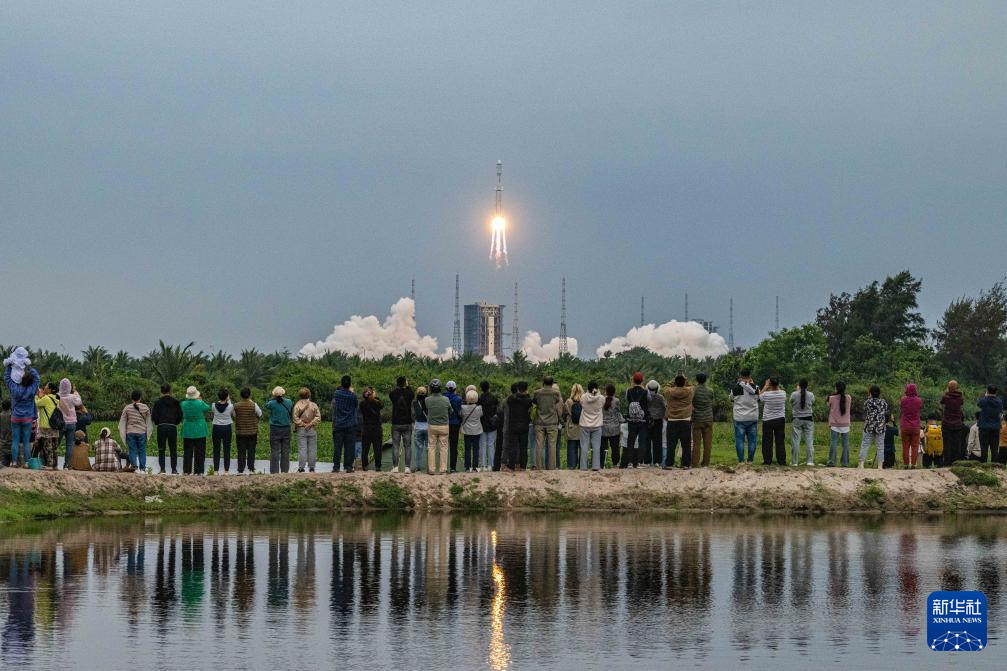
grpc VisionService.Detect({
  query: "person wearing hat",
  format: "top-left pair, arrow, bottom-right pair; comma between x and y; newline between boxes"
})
92,427 -> 122,472
180,386 -> 211,474
265,387 -> 294,474
646,379 -> 667,467
424,379 -> 451,474
67,429 -> 92,471
444,380 -> 463,473
623,372 -> 649,468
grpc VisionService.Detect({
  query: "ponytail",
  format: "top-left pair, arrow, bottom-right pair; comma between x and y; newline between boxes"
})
836,381 -> 847,416
798,378 -> 808,410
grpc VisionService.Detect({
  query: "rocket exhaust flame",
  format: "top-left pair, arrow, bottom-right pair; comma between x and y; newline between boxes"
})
489,160 -> 509,268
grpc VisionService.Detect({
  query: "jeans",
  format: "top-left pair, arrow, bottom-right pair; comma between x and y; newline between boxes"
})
126,433 -> 147,470
691,421 -> 712,467
566,438 -> 580,469
506,429 -> 528,469
236,434 -> 257,472
448,424 -> 461,472
212,424 -> 232,472
332,426 -> 356,471
361,425 -> 382,470
734,421 -> 758,462
11,421 -> 31,466
647,419 -> 664,465
62,423 -> 77,467
463,434 -> 480,469
791,417 -> 814,465
580,427 -> 602,470
428,424 -> 450,473
413,428 -> 428,472
157,424 -> 178,472
479,431 -> 496,470
296,428 -> 317,470
624,423 -> 647,467
183,437 -> 206,474
860,431 -> 884,465
534,426 -> 559,469
828,429 -> 850,467
269,425 -> 291,474
667,420 -> 692,467
391,424 -> 412,469
761,418 -> 786,465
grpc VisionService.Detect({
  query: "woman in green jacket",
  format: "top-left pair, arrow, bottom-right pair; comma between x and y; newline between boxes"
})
181,386 -> 210,475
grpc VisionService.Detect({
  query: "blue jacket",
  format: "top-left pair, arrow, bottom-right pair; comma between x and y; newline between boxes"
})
977,395 -> 1004,430
445,391 -> 462,425
332,388 -> 359,429
4,366 -> 40,420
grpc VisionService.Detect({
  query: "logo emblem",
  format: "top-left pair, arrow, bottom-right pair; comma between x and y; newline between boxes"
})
928,590 -> 987,652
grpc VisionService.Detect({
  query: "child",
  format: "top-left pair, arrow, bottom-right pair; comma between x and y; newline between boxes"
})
2,347 -> 31,384
0,400 -> 12,467
922,414 -> 943,468
93,427 -> 122,472
882,414 -> 898,469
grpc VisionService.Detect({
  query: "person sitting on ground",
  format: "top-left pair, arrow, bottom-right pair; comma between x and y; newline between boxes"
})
93,427 -> 122,472
68,430 -> 92,471
966,411 -> 982,461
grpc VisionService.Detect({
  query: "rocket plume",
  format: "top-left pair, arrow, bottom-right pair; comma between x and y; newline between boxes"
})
490,216 -> 509,268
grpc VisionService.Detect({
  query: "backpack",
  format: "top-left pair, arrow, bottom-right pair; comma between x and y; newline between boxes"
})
570,401 -> 582,424
925,424 -> 943,456
47,398 -> 66,432
627,400 -> 646,423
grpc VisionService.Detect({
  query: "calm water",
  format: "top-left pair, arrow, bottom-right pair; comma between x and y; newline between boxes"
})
1,514 -> 1005,670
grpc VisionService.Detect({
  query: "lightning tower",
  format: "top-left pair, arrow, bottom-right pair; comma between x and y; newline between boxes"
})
640,296 -> 645,327
511,282 -> 520,356
775,296 -> 780,332
410,277 -> 415,303
559,277 -> 568,355
685,292 -> 689,321
452,274 -> 461,356
729,297 -> 735,351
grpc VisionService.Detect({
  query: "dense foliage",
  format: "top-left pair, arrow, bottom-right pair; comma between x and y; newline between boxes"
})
4,272 -> 1005,423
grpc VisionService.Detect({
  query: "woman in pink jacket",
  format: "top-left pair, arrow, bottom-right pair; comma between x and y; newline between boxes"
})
899,384 -> 923,468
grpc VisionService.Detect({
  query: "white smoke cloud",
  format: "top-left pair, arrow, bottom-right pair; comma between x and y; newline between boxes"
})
521,331 -> 579,363
299,298 -> 450,360
596,321 -> 728,359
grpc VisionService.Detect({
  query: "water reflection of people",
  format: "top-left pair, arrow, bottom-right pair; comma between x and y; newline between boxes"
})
152,532 -> 178,635
233,530 -> 256,625
181,533 -> 205,618
2,553 -> 35,662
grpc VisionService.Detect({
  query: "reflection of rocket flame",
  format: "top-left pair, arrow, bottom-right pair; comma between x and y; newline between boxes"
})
490,216 -> 509,268
488,530 -> 511,670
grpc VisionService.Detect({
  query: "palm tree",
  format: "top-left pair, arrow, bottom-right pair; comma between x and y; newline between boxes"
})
81,345 -> 112,379
144,341 -> 199,385
236,349 -> 274,388
206,349 -> 235,376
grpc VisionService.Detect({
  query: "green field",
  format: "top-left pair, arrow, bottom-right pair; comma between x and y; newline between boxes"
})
85,420 -> 892,470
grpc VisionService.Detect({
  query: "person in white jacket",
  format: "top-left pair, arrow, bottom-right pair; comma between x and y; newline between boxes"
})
579,381 -> 605,470
119,390 -> 153,472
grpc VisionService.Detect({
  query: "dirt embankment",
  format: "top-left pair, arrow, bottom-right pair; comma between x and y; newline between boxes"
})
0,465 -> 1004,519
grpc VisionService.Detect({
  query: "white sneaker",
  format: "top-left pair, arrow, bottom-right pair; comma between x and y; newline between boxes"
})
392,466 -> 399,474
404,467 -> 411,474
476,467 -> 482,473
806,461 -> 814,466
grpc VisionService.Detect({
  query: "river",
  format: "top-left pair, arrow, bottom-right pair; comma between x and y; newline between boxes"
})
0,514 -> 1002,669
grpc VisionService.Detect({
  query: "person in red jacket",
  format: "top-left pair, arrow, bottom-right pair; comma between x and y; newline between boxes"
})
899,383 -> 923,468
939,380 -> 965,464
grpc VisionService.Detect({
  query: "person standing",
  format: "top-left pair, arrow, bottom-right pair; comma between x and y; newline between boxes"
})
565,384 -> 584,469
623,372 -> 649,468
828,381 -> 853,467
34,383 -> 61,469
977,386 -> 1004,463
663,375 -> 694,469
0,400 -> 12,467
690,374 -> 714,468
460,390 -> 484,472
999,414 -> 1007,464
898,383 -> 923,468
600,384 -> 622,470
883,413 -> 899,468
389,376 -> 415,474
56,379 -> 81,468
118,390 -> 153,472
5,362 -> 39,470
232,387 -> 262,474
425,379 -> 451,474
180,386 -> 210,475
359,387 -> 384,471
477,381 -> 498,472
445,381 -> 463,473
152,384 -> 183,474
758,378 -> 787,466
265,387 -> 294,474
939,381 -> 965,464
210,389 -> 235,474
505,382 -> 533,472
859,386 -> 888,469
293,387 -> 321,473
331,376 -> 358,473
647,380 -> 667,467
532,376 -> 563,470
412,387 -> 429,473
731,369 -> 760,464
790,379 -> 815,466
579,381 -> 605,470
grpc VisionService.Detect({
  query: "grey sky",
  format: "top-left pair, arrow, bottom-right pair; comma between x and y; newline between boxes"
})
3,1 -> 1005,358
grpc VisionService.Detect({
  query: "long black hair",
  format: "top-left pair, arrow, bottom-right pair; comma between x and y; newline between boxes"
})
798,378 -> 808,410
835,380 -> 847,416
604,383 -> 616,410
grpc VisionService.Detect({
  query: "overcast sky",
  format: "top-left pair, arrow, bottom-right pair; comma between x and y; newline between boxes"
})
3,1 -> 1005,358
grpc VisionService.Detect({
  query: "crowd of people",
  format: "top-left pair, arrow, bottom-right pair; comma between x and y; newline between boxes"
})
3,346 -> 1007,475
